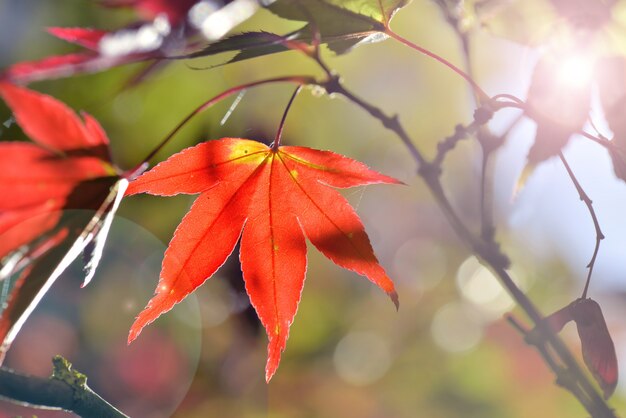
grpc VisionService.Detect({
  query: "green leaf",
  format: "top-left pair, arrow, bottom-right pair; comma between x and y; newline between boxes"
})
265,0 -> 410,26
178,0 -> 410,65
264,0 -> 410,52
181,27 -> 387,66
185,31 -> 290,59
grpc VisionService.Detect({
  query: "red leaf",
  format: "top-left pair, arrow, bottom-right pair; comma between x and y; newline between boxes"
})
100,0 -> 198,24
0,84 -> 124,363
0,202 -> 63,260
0,82 -> 111,153
126,138 -> 400,381
0,84 -> 116,260
47,27 -> 109,50
2,53 -> 98,84
571,298 -> 618,399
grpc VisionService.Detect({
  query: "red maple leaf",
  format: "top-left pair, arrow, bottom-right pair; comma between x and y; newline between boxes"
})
0,82 -> 126,361
126,138 -> 400,381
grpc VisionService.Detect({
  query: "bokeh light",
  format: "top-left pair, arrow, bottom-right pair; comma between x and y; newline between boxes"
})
431,302 -> 483,353
333,331 -> 392,386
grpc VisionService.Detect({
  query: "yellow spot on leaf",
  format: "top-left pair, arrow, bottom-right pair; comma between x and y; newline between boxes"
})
275,324 -> 280,335
228,140 -> 268,164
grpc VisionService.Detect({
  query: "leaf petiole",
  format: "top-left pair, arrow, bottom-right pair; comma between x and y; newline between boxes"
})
132,75 -> 316,169
272,85 -> 303,150
384,28 -> 489,103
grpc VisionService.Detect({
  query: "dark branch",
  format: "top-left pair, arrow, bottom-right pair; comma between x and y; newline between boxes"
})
0,357 -> 129,418
312,67 -> 616,416
558,152 -> 605,299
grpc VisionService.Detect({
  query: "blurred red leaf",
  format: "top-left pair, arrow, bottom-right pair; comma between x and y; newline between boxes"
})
126,138 -> 400,381
1,0 -> 256,85
0,82 -> 115,259
0,83 -> 125,363
100,0 -> 200,25
46,27 -> 109,50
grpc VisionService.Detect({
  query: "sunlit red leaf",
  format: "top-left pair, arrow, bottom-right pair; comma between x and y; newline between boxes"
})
525,52 -> 592,164
126,138 -> 400,381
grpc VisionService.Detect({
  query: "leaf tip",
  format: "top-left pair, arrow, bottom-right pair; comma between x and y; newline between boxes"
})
128,312 -> 150,345
127,326 -> 141,345
264,348 -> 280,383
389,290 -> 399,310
264,328 -> 289,383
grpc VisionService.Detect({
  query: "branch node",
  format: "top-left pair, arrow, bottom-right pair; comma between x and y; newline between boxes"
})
476,129 -> 500,154
477,241 -> 510,270
417,161 -> 441,180
473,105 -> 494,125
51,355 -> 88,402
321,75 -> 342,96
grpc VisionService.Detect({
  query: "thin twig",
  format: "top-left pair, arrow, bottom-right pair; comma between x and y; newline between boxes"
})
135,75 -> 316,168
384,28 -> 489,103
430,4 -> 498,243
432,121 -> 480,167
558,152 -> 605,299
313,69 -> 615,416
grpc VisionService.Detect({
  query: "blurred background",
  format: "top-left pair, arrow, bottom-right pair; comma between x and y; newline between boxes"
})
2,0 -> 626,417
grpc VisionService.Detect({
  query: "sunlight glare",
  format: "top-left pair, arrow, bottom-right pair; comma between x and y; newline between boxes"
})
556,54 -> 595,88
